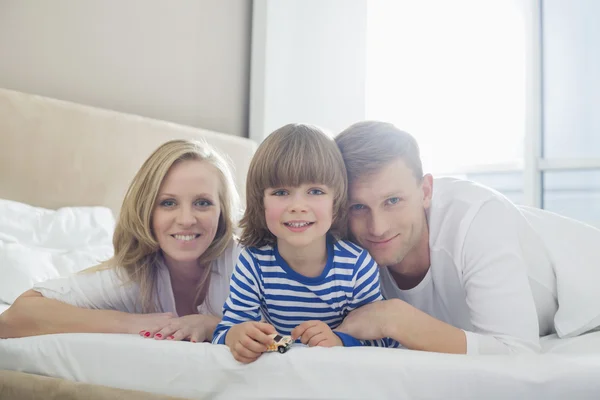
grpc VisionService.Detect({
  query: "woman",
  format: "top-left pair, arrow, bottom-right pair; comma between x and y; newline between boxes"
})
0,139 -> 241,343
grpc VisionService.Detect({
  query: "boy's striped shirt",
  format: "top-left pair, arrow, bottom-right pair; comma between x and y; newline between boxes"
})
213,238 -> 401,348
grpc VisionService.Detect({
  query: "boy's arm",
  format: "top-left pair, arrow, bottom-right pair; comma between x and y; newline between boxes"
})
212,249 -> 264,344
345,250 -> 404,348
333,250 -> 386,347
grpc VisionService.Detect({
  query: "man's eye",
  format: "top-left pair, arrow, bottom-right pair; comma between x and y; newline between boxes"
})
387,197 -> 401,205
308,189 -> 324,195
272,190 -> 288,196
160,200 -> 176,207
349,204 -> 365,211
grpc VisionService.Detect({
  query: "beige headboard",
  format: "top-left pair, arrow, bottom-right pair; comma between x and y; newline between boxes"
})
0,88 -> 257,217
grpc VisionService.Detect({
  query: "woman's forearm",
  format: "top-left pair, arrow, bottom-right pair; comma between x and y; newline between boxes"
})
0,290 -> 138,338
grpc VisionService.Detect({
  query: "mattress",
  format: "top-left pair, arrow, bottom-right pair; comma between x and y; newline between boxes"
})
1,331 -> 600,399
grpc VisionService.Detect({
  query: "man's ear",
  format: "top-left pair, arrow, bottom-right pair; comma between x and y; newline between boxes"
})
421,174 -> 433,209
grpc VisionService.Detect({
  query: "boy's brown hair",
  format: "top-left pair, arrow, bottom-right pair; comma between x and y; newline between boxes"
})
239,123 -> 348,248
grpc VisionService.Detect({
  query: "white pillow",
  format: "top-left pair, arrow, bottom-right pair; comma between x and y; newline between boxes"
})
522,206 -> 600,338
0,199 -> 115,304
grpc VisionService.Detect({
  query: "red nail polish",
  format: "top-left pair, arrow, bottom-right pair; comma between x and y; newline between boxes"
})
167,335 -> 174,340
191,339 -> 196,343
155,333 -> 162,338
144,332 -> 151,337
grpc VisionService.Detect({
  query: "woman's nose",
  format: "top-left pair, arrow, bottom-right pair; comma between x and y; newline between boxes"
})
176,206 -> 196,225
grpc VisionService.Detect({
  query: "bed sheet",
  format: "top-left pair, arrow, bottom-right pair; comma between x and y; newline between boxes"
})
1,332 -> 600,400
0,302 -> 9,315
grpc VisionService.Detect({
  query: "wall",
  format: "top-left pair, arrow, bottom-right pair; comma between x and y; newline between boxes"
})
249,0 -> 368,141
0,0 -> 252,137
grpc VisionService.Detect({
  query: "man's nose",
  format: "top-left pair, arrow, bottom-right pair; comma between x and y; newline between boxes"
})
367,211 -> 389,238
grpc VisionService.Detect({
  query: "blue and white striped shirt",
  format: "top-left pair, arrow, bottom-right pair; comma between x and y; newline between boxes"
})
213,237 -> 400,348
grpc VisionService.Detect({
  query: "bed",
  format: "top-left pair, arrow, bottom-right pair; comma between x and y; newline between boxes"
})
1,87 -> 600,399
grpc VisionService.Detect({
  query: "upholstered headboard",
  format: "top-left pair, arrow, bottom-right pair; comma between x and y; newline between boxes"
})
0,88 -> 257,217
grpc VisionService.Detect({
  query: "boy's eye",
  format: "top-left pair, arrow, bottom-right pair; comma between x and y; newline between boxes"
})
308,188 -> 325,195
272,189 -> 288,196
160,199 -> 176,207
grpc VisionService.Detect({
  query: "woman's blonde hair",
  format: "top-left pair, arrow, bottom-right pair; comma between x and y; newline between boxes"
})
91,139 -> 239,313
239,123 -> 348,248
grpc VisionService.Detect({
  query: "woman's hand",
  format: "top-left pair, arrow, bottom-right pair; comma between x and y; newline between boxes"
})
139,314 -> 220,343
291,320 -> 342,347
225,321 -> 276,363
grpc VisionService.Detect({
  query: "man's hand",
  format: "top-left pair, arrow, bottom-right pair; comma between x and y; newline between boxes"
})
291,320 -> 342,347
140,314 -> 220,343
336,299 -> 401,340
225,321 -> 277,363
337,299 -> 467,353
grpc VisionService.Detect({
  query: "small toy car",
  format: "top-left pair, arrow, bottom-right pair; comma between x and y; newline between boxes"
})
267,333 -> 293,354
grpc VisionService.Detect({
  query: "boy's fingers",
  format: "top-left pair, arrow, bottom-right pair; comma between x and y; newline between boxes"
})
248,326 -> 275,346
241,335 -> 269,353
254,322 -> 277,335
233,351 -> 259,364
234,342 -> 262,360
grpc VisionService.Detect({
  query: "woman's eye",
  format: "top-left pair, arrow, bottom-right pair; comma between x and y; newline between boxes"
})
160,200 -> 176,207
308,188 -> 325,195
194,199 -> 213,207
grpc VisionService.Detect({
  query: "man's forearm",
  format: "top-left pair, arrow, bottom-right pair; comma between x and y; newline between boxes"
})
385,299 -> 467,354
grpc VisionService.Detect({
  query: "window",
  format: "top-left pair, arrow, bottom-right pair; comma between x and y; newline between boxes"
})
366,0 -> 600,228
366,0 -> 526,174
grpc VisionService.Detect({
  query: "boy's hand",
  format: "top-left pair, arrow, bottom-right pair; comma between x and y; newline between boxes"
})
225,321 -> 276,363
291,320 -> 343,347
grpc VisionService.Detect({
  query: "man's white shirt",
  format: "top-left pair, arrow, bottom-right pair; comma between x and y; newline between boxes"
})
379,177 -> 558,355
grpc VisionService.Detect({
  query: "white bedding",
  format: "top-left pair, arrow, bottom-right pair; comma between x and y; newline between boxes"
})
1,332 -> 600,399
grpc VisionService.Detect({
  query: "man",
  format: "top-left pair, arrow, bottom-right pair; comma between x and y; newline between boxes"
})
334,121 -> 600,355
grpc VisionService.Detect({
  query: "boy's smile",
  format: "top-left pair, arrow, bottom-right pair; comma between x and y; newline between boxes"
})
264,183 -> 333,253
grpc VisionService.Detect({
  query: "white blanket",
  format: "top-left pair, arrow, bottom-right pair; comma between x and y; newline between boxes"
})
1,332 -> 600,399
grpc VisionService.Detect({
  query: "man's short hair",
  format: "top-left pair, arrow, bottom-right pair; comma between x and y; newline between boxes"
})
335,121 -> 424,184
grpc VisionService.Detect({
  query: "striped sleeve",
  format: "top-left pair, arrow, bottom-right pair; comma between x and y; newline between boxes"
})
347,249 -> 402,348
212,248 -> 263,344
348,250 -> 383,310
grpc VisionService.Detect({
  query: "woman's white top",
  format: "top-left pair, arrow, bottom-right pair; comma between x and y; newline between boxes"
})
33,240 -> 241,317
